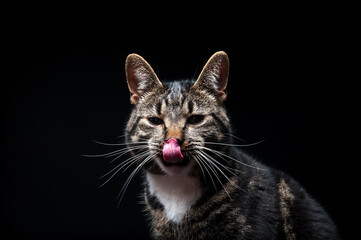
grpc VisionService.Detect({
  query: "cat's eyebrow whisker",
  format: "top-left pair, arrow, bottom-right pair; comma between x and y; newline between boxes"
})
199,146 -> 267,171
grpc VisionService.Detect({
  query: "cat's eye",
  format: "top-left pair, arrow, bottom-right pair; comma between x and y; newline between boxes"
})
147,117 -> 163,125
187,115 -> 205,125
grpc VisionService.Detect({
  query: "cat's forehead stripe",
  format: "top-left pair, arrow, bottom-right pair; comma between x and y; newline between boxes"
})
187,100 -> 193,114
162,80 -> 194,108
156,101 -> 162,116
167,83 -> 183,106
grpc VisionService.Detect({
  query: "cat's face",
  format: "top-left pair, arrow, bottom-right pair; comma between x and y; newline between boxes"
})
125,52 -> 230,176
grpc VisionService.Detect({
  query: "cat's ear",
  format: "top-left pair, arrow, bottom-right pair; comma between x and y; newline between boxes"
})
192,51 -> 229,102
125,53 -> 163,104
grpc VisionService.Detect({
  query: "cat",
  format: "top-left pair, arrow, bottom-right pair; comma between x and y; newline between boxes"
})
122,51 -> 339,239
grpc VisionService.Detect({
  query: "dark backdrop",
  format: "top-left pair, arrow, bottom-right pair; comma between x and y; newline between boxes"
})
2,26 -> 351,239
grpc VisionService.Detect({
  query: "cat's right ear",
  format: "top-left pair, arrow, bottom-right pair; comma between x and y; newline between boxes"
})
125,54 -> 163,105
192,51 -> 229,103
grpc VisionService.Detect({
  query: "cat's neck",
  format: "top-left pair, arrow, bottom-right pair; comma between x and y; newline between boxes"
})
146,172 -> 203,224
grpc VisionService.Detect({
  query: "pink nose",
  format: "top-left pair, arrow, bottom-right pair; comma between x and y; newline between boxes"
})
162,139 -> 184,164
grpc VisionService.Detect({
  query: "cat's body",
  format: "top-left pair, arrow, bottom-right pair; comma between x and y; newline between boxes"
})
144,147 -> 335,240
123,52 -> 339,239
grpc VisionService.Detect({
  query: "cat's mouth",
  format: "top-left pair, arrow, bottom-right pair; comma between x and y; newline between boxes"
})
163,139 -> 183,163
161,138 -> 189,167
158,154 -> 191,176
158,138 -> 191,174
162,155 -> 189,167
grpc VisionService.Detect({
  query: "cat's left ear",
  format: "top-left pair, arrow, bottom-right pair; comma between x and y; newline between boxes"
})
192,51 -> 229,102
125,53 -> 163,105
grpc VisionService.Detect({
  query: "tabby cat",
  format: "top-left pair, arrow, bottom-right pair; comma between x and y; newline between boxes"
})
122,51 -> 339,239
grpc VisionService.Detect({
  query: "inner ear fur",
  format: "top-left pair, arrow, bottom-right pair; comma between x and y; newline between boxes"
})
125,53 -> 163,104
192,51 -> 229,102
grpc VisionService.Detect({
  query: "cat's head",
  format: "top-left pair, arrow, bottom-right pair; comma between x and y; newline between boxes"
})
125,51 -> 231,176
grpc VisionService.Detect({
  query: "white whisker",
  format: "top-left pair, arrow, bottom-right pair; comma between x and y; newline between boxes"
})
115,133 -> 130,139
199,150 -> 242,178
82,150 -> 123,158
82,145 -> 148,158
190,152 -> 207,184
203,139 -> 265,148
225,133 -> 247,143
199,146 -> 267,171
116,153 -> 157,208
196,150 -> 231,198
194,154 -> 217,192
92,140 -> 149,146
99,150 -> 150,183
196,147 -> 244,173
108,146 -> 149,163
198,150 -> 247,194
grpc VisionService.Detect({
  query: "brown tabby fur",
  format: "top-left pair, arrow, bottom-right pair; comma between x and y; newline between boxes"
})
123,52 -> 339,240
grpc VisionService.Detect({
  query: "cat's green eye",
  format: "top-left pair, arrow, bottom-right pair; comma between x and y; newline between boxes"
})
187,115 -> 205,125
147,116 -> 163,125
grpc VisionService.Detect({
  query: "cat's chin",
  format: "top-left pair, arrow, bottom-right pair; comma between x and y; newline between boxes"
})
155,156 -> 194,176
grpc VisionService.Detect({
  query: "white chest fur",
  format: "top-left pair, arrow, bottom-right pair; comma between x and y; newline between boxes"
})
146,173 -> 203,224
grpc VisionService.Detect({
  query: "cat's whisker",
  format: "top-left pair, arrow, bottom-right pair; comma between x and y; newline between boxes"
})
99,150 -> 150,183
82,145 -> 148,159
203,140 -> 265,148
108,145 -> 150,163
190,152 -> 207,184
196,150 -> 232,198
193,153 -> 217,192
196,147 -> 244,174
120,151 -> 154,173
199,146 -> 267,171
117,153 -> 157,208
200,150 -> 243,177
115,133 -> 130,139
198,150 -> 248,194
196,150 -> 240,194
92,140 -> 149,146
195,154 -> 221,195
82,149 -> 125,158
224,133 -> 247,143
105,146 -> 147,159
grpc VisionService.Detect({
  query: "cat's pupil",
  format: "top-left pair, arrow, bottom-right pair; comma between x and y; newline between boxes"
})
187,115 -> 204,125
147,117 -> 163,125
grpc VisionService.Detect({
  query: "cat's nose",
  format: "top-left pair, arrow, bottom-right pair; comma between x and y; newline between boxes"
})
165,128 -> 184,145
175,139 -> 184,147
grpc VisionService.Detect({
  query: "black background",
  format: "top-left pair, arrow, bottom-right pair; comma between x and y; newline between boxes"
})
1,20 -> 353,239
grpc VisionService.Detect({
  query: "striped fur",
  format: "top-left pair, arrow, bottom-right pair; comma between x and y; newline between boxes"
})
124,52 -> 340,239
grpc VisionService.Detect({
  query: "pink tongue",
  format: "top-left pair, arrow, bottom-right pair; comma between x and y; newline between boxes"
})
163,139 -> 184,164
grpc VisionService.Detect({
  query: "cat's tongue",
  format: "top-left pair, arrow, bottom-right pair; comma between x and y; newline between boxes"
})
163,139 -> 184,164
